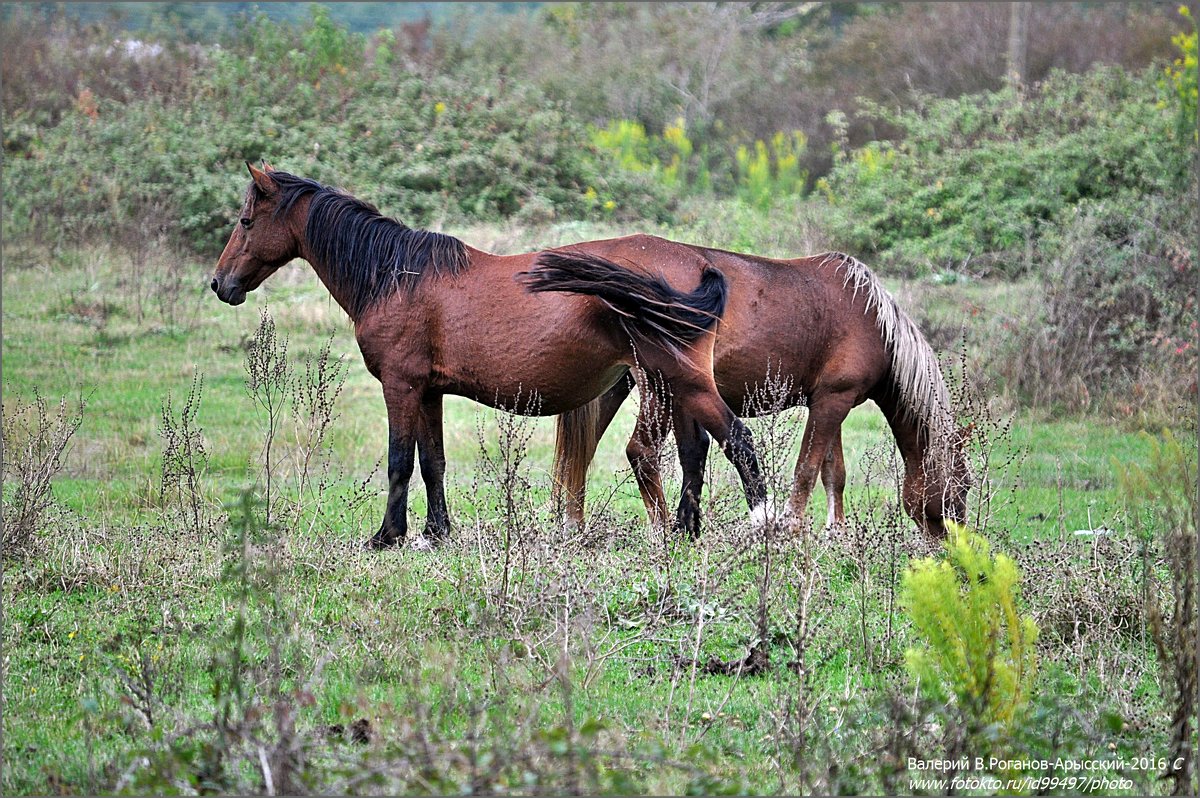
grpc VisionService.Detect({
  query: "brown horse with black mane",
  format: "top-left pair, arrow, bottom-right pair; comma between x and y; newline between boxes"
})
210,164 -> 768,548
550,242 -> 973,540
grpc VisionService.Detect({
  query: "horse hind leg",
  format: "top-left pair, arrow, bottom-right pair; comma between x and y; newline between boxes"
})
663,373 -> 769,519
671,405 -> 711,539
626,372 -> 672,534
822,428 -> 847,532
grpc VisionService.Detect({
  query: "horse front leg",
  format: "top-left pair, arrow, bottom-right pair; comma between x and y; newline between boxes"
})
368,380 -> 421,549
416,393 -> 451,545
787,392 -> 854,535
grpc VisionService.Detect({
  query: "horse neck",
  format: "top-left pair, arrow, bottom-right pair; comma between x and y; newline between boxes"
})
289,195 -> 362,322
876,388 -> 950,480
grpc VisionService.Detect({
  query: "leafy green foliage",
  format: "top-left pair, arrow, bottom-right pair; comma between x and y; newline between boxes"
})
1161,5 -> 1199,143
2,7 -> 672,255
901,523 -> 1039,749
989,192 -> 1195,417
820,64 -> 1193,276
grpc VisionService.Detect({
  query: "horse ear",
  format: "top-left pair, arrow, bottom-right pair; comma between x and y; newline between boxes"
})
247,161 -> 277,196
260,159 -> 275,173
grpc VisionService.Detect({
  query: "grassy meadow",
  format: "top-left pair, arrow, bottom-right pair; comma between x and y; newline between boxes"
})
1,209 -> 1186,795
3,2 -> 1196,794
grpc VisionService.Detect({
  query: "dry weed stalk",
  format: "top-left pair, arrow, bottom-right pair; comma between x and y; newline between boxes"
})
158,373 -> 211,540
244,308 -> 291,528
1,388 -> 87,558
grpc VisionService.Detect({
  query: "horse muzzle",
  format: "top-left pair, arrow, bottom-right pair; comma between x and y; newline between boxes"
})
211,276 -> 246,306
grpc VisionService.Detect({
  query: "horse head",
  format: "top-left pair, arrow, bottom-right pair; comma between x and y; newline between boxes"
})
211,162 -> 300,305
907,422 -> 976,540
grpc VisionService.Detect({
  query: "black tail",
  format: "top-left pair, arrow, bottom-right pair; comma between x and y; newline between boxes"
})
518,250 -> 728,353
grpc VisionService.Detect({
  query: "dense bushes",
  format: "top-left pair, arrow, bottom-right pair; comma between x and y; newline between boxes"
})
992,194 -> 1196,415
4,4 -> 1189,256
810,14 -> 1196,416
2,7 -> 672,255
819,64 -> 1193,277
448,3 -> 1185,189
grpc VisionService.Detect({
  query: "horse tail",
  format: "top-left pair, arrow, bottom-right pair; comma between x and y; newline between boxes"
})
552,398 -> 600,524
518,250 -> 728,353
823,252 -> 954,448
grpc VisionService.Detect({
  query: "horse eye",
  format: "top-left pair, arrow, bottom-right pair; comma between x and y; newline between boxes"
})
240,217 -> 252,228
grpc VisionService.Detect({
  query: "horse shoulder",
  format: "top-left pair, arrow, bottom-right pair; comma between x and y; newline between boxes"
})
354,296 -> 435,382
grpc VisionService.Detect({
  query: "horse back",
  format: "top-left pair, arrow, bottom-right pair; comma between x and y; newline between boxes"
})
672,247 -> 893,413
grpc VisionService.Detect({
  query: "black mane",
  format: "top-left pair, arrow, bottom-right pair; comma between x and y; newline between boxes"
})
268,171 -> 469,319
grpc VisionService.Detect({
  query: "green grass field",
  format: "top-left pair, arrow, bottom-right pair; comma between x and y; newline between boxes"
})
2,229 -> 1187,795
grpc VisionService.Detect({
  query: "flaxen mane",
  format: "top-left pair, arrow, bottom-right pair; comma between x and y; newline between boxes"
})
819,252 -> 955,451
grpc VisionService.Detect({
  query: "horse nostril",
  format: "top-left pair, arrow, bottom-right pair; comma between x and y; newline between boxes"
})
211,278 -> 219,292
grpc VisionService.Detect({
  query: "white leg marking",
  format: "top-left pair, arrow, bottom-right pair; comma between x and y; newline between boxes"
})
750,500 -> 777,530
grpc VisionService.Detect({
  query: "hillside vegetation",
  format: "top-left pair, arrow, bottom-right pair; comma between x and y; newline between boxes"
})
2,3 -> 1197,795
4,2 -> 1195,416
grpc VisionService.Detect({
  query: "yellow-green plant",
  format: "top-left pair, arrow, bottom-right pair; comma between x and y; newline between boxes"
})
593,118 -> 805,206
900,522 -> 1039,744
661,117 -> 697,189
770,130 -> 808,195
735,140 -> 773,209
1161,5 -> 1198,143
735,130 -> 808,210
591,119 -> 656,173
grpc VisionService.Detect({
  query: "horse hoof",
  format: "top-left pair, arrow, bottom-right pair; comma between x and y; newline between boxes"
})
422,526 -> 452,546
783,512 -> 814,539
750,500 -> 780,531
822,520 -> 848,539
365,531 -> 401,550
409,534 -> 436,552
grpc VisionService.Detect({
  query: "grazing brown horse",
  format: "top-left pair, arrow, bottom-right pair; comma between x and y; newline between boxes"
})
210,164 -> 768,548
551,243 -> 973,539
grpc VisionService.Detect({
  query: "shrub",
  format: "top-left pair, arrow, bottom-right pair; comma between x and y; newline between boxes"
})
1,390 -> 87,559
1161,5 -> 1198,143
989,193 -> 1195,416
900,523 -> 1039,753
1,7 -> 674,255
796,3 -> 1185,179
819,64 -> 1192,276
592,117 -> 807,208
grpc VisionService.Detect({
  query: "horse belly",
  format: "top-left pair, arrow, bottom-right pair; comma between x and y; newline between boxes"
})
449,359 -> 628,415
437,322 -> 629,415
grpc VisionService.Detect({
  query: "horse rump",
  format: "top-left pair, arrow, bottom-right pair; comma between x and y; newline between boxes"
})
517,250 -> 728,354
